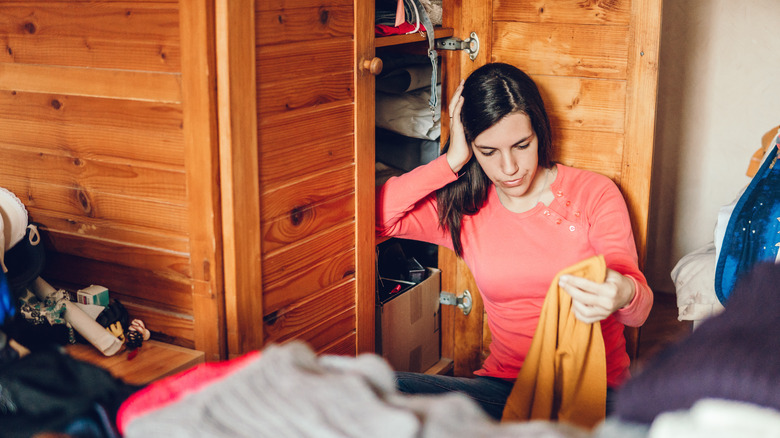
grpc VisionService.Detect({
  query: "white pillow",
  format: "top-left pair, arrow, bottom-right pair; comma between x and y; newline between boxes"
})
671,242 -> 725,322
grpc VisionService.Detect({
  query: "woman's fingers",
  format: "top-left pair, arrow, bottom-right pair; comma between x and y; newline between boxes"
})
448,80 -> 465,117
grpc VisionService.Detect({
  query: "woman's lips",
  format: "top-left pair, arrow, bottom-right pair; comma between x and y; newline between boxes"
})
502,177 -> 524,188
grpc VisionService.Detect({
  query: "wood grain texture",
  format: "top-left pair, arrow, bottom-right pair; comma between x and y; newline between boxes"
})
43,251 -> 193,314
216,0 -> 264,357
534,75 -> 627,134
256,4 -> 352,44
43,229 -> 191,278
354,0 -> 375,356
0,146 -> 185,203
493,21 -> 629,80
552,128 -> 624,181
257,71 -> 353,117
263,246 -> 355,315
26,207 -> 189,254
1,178 -> 188,233
180,0 -> 225,360
620,0 -> 662,268
261,192 -> 354,253
263,279 -> 354,344
317,332 -> 356,355
493,0 -> 630,25
66,340 -> 204,385
260,165 -> 354,223
0,63 -> 182,102
288,307 -> 356,352
257,38 -> 352,81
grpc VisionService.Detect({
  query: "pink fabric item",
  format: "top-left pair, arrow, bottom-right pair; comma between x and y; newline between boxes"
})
375,22 -> 427,36
116,351 -> 261,434
376,155 -> 653,387
394,0 -> 405,27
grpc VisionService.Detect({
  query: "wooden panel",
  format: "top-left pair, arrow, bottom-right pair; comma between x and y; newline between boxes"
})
256,4 -> 352,44
259,107 -> 354,189
493,21 -> 629,80
257,0 -> 351,12
0,63 -> 182,102
27,208 -> 189,254
0,90 -> 183,137
263,279 -> 353,344
1,34 -> 180,72
216,0 -> 263,357
1,2 -> 180,73
288,307 -> 355,352
553,128 -> 624,180
263,247 -> 355,315
180,0 -> 225,360
256,38 -> 352,81
0,3 -> 179,40
317,332 -> 356,355
44,230 -> 191,279
354,0 -> 375,355
0,147 -> 185,204
0,119 -> 184,167
260,165 -> 354,221
262,220 -> 355,290
493,0 -> 630,25
619,0 -> 663,267
257,71 -> 353,117
534,75 -> 627,134
1,178 -> 188,233
44,252 -> 193,314
259,133 -> 353,191
262,192 -> 354,253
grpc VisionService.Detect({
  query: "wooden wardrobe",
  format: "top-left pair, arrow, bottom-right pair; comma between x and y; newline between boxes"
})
0,0 -> 661,371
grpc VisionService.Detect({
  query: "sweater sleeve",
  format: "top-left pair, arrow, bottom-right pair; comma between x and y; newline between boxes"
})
586,179 -> 654,327
375,155 -> 458,247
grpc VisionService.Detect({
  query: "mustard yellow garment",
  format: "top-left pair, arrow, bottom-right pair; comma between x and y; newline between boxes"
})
501,254 -> 607,429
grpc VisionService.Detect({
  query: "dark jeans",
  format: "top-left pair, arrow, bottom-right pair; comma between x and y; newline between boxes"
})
395,372 -> 514,420
396,371 -> 618,421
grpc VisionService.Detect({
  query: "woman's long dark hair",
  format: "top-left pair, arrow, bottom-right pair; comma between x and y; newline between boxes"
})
436,63 -> 554,256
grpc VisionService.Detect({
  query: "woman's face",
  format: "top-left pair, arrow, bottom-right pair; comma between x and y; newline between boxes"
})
471,112 -> 541,204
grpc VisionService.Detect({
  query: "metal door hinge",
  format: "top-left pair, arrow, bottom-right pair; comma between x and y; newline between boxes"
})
439,290 -> 473,315
435,32 -> 480,61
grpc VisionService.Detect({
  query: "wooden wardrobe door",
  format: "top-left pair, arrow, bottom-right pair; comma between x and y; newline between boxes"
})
440,0 -> 662,376
220,0 -> 376,357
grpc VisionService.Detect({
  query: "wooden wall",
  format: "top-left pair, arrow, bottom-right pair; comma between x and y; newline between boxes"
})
253,0 -> 360,356
0,0 -> 225,358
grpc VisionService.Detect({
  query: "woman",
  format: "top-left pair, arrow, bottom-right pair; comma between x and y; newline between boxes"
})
375,63 -> 653,420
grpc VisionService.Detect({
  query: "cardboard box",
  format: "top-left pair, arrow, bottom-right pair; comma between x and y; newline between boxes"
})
76,284 -> 109,306
376,267 -> 441,373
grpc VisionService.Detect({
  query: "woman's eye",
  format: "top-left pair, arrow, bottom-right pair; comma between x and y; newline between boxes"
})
480,149 -> 496,156
515,143 -> 530,150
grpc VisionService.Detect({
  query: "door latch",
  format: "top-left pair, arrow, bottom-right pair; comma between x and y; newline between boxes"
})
435,32 -> 480,61
439,290 -> 473,315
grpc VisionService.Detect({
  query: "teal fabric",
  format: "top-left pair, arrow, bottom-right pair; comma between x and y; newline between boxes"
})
715,141 -> 779,304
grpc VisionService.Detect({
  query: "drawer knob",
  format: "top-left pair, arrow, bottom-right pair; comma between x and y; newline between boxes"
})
361,57 -> 383,75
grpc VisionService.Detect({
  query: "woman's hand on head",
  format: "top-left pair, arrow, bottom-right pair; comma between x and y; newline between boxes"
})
558,269 -> 636,324
446,80 -> 472,174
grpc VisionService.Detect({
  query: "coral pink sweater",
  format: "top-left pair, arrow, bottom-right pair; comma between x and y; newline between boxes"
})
376,156 -> 653,386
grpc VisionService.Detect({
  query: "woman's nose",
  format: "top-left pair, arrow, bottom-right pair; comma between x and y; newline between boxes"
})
501,154 -> 519,175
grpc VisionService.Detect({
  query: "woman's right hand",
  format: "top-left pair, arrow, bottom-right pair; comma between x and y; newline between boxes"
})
446,80 -> 472,174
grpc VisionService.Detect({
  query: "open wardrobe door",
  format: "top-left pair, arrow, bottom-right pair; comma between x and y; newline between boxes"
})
439,0 -> 663,376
